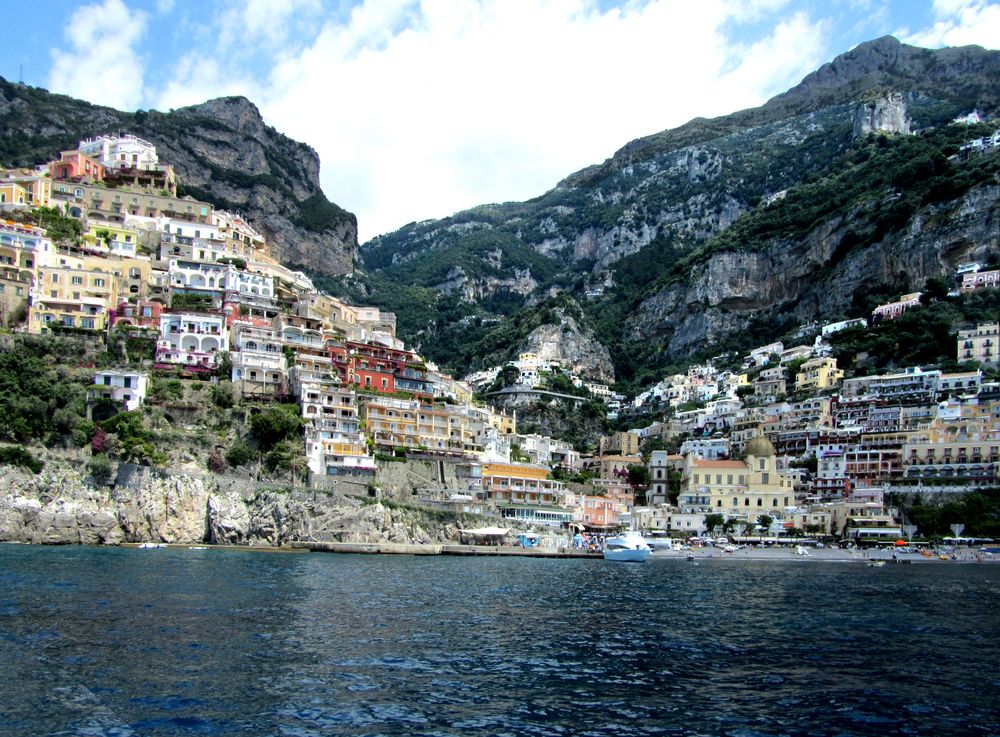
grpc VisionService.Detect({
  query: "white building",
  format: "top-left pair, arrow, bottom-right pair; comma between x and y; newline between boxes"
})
79,134 -> 159,170
91,370 -> 149,412
680,437 -> 731,460
155,311 -> 228,371
300,376 -> 375,477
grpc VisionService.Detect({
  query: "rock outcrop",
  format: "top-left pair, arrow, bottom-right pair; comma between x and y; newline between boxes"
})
0,456 -> 474,547
628,184 -> 1000,357
852,90 -> 911,138
519,306 -> 615,383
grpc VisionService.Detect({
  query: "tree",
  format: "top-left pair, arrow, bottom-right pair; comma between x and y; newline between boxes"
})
705,513 -> 725,534
626,464 -> 650,488
225,440 -> 256,468
249,405 -> 302,451
758,514 -> 774,537
87,453 -> 115,486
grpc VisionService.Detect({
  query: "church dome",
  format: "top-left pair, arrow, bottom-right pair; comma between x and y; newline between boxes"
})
745,434 -> 776,458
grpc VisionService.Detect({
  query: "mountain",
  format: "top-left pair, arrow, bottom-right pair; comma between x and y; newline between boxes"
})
0,80 -> 357,276
335,36 -> 1000,390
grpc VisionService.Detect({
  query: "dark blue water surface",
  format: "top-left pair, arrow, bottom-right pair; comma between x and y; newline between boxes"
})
1,545 -> 998,737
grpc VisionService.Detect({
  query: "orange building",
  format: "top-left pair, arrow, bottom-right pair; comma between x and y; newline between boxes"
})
50,150 -> 106,183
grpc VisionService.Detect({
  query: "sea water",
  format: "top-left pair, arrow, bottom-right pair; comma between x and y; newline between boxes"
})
1,544 -> 998,736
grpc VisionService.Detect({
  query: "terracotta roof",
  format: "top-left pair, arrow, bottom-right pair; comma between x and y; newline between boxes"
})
691,459 -> 747,469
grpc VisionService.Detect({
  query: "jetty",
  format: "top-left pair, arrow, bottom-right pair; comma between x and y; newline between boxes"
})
291,541 -> 602,558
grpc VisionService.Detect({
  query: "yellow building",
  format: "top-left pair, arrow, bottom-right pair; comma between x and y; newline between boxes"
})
680,435 -> 795,524
481,461 -> 571,527
83,221 -> 144,258
362,395 -> 420,450
599,430 -> 642,456
0,170 -> 51,209
28,253 -> 129,333
795,357 -> 844,393
957,322 -> 999,370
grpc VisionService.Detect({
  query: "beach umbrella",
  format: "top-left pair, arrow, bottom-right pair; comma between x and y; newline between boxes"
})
895,539 -> 907,546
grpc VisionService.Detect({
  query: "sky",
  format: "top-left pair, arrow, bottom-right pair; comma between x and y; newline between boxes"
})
2,0 -> 999,242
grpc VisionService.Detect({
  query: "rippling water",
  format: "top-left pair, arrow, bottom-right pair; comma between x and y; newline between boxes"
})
1,545 -> 999,736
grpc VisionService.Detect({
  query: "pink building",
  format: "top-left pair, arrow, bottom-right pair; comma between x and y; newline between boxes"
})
49,150 -> 106,183
961,270 -> 999,294
872,292 -> 922,322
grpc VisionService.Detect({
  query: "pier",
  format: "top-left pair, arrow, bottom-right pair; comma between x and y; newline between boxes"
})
291,541 -> 602,558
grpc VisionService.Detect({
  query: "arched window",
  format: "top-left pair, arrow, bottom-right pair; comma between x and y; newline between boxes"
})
757,498 -> 763,507
744,498 -> 750,506
772,498 -> 778,507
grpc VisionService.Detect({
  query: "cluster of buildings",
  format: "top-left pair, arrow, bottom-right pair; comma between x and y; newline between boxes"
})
1,132 -> 646,534
4,132 -> 998,541
464,352 -> 626,410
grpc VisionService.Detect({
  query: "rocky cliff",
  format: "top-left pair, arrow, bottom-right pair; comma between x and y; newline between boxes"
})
519,305 -> 615,384
0,80 -> 356,276
0,455 -> 472,547
628,184 -> 1000,359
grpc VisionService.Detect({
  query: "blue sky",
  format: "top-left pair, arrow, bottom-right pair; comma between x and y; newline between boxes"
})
2,0 -> 998,241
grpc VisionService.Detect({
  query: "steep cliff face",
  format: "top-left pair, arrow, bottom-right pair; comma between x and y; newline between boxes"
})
520,308 -> 615,384
629,184 -> 1000,358
0,458 -> 468,546
0,80 -> 357,276
852,91 -> 912,138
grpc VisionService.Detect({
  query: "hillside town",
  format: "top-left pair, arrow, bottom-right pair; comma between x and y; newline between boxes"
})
1,133 -> 998,544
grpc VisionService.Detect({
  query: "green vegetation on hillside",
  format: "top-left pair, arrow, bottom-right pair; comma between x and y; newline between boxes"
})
0,335 -> 94,444
828,287 -> 1000,375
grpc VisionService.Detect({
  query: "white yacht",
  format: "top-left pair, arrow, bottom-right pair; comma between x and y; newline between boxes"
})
604,531 -> 652,562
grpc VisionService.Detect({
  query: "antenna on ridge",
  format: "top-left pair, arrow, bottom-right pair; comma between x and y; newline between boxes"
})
19,64 -> 24,84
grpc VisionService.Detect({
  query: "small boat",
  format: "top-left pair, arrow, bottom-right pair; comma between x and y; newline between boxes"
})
138,542 -> 167,549
866,560 -> 886,567
604,531 -> 652,562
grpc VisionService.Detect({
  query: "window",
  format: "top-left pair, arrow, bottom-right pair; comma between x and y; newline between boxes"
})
94,278 -> 105,287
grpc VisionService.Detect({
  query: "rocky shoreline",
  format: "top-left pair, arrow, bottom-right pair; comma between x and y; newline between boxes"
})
0,456 -> 480,547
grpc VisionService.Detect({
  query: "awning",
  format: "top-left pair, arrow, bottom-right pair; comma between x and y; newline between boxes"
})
458,526 -> 510,536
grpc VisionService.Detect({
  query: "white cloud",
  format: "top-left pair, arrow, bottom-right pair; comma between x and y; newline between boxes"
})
48,0 -> 149,111
217,0 -> 324,51
154,53 -> 256,112
902,0 -> 1000,48
254,0 -> 830,241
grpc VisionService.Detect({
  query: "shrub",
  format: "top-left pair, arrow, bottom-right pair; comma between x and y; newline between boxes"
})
211,382 -> 235,409
225,440 -> 256,468
0,445 -> 43,474
249,405 -> 302,451
87,453 -> 115,486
